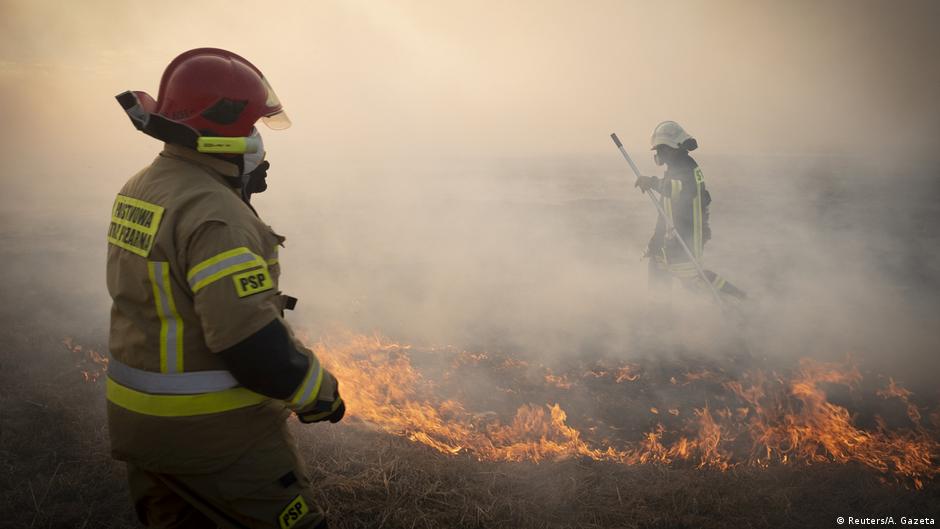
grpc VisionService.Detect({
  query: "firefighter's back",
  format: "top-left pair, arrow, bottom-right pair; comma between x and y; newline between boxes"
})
106,144 -> 288,475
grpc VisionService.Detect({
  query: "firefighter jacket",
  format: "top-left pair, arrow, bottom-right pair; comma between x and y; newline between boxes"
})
105,144 -> 327,474
648,152 -> 712,275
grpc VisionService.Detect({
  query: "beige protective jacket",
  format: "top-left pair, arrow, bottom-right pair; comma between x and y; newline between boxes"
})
106,144 -> 324,474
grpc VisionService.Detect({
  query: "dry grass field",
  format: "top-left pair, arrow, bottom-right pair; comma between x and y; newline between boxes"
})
2,159 -> 939,528
4,2 -> 940,526
2,312 -> 938,529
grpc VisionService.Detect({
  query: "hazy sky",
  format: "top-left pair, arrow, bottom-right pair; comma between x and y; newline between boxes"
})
2,1 -> 938,377
1,0 -> 938,175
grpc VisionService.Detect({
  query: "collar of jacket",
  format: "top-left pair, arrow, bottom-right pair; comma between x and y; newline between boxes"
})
160,143 -> 241,179
665,152 -> 696,177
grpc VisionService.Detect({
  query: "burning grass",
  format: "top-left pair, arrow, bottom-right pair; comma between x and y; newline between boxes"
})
308,331 -> 940,488
1,325 -> 937,528
296,425 -> 938,529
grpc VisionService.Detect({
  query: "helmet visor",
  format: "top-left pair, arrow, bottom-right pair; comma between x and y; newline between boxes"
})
259,76 -> 291,129
261,110 -> 292,130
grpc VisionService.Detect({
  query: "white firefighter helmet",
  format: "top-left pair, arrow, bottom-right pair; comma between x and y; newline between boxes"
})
650,121 -> 693,150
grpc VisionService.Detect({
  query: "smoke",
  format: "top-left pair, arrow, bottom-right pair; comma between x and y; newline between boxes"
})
1,0 -> 939,391
697,154 -> 940,382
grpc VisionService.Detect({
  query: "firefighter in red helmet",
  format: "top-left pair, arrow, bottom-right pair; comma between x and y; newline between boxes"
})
107,48 -> 341,528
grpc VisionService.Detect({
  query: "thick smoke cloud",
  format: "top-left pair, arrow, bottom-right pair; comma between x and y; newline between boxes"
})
1,1 -> 938,390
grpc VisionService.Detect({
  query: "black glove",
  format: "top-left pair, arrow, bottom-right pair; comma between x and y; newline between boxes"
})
296,380 -> 345,424
635,175 -> 658,193
297,397 -> 345,424
299,399 -> 345,424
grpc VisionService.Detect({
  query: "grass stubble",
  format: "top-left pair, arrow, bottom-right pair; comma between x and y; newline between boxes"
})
1,320 -> 937,529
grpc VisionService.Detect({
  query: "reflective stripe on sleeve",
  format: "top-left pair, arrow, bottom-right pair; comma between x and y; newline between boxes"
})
107,378 -> 268,417
268,244 -> 279,266
187,247 -> 266,293
288,355 -> 324,410
148,261 -> 183,373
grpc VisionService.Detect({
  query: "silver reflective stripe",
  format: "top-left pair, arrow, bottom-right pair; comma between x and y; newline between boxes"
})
108,355 -> 239,395
188,252 -> 259,291
291,357 -> 323,409
148,261 -> 183,373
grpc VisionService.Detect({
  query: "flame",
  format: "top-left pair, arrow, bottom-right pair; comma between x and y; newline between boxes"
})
723,359 -> 938,488
683,368 -> 719,384
615,365 -> 640,383
878,377 -> 922,423
544,373 -> 573,390
574,365 -> 637,383
63,337 -> 109,382
64,331 -> 939,487
309,331 -> 940,488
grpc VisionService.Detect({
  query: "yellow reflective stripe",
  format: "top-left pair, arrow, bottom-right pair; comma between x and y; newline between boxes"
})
148,261 -> 184,373
147,262 -> 166,373
193,261 -> 263,292
187,247 -> 266,293
671,179 -> 682,196
187,247 -> 255,280
669,263 -> 699,279
107,378 -> 268,417
693,168 -> 705,258
692,194 -> 702,258
289,360 -> 324,410
196,136 -> 253,154
163,264 -> 184,373
268,245 -> 279,266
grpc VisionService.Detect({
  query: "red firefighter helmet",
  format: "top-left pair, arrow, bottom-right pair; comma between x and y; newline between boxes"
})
141,48 -> 290,138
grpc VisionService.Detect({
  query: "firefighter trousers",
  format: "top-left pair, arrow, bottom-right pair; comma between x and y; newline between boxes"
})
126,425 -> 325,529
648,256 -> 746,302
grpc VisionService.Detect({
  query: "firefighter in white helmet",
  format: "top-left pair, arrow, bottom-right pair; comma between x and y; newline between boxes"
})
635,121 -> 746,302
107,48 -> 341,528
